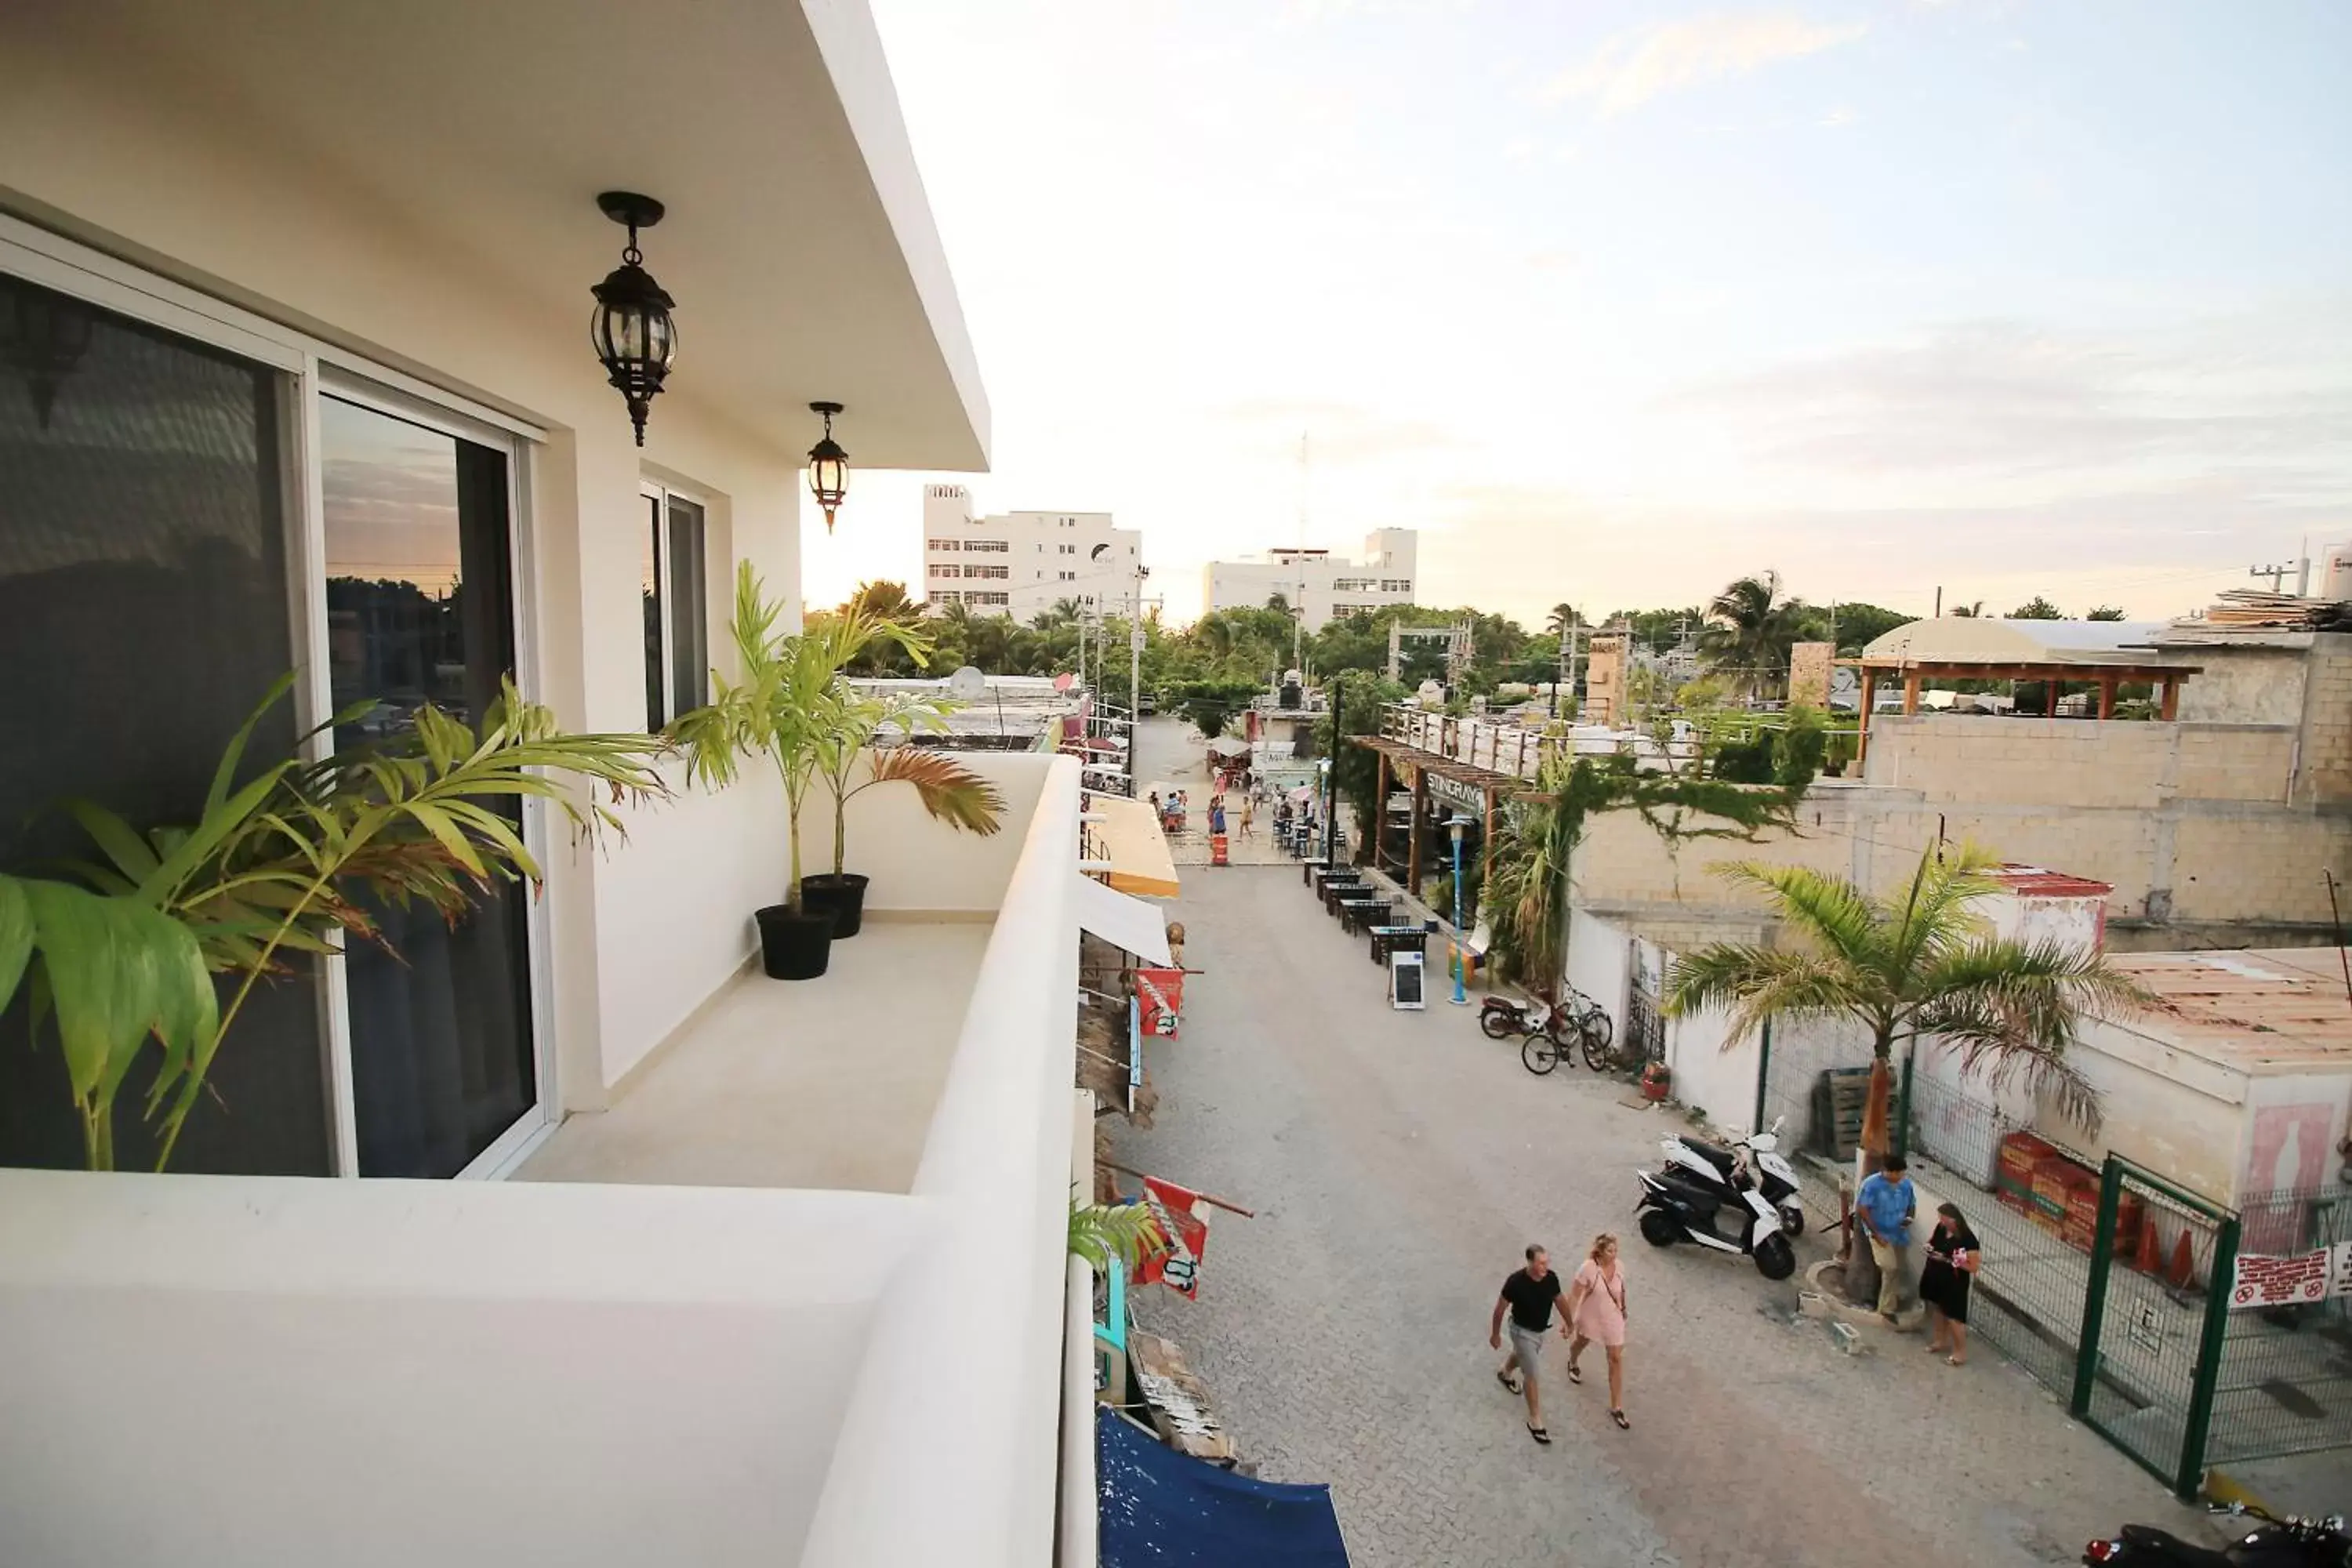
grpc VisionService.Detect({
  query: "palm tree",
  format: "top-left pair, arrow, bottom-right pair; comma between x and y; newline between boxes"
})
1697,572 -> 1805,697
1545,603 -> 1581,639
1947,601 -> 1985,619
1482,750 -> 1806,998
847,579 -> 917,622
670,566 -> 924,918
1664,842 -> 2149,1301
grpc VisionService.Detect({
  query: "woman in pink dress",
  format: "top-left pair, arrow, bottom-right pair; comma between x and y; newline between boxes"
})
1565,1232 -> 1632,1429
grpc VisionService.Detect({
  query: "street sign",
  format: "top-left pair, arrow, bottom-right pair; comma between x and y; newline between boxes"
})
1390,950 -> 1425,1010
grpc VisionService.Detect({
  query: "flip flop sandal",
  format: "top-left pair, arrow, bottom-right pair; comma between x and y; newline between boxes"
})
1496,1369 -> 1521,1395
1610,1409 -> 1632,1431
1526,1424 -> 1552,1445
1566,1364 -> 1583,1385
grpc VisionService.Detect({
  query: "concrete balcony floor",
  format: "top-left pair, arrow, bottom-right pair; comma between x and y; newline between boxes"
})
521,918 -> 993,1193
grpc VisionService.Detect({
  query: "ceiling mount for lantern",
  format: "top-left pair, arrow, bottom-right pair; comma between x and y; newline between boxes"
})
589,191 -> 677,446
806,400 -> 849,533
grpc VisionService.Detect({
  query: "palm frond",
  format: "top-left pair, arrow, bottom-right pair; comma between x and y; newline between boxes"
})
857,748 -> 1007,837
1714,860 -> 1886,971
1069,1199 -> 1166,1276
1664,944 -> 1869,1046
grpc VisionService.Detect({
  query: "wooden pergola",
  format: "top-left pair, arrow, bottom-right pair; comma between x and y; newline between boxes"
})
1355,735 -> 1529,892
1846,658 -> 2201,762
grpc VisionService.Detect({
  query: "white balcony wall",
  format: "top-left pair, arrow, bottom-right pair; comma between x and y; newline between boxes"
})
796,748 -> 1055,916
0,757 -> 1089,1567
799,756 -> 1083,1566
0,1173 -> 921,1568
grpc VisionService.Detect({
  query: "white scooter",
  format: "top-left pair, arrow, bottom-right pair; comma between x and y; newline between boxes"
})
1634,1116 -> 1804,1280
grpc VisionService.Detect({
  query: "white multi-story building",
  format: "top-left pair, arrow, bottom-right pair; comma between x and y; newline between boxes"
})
1203,529 -> 1417,631
922,483 -> 1143,622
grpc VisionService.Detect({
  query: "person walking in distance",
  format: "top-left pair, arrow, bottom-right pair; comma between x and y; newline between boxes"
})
1854,1153 -> 1917,1326
1489,1244 -> 1570,1444
1566,1233 -> 1633,1430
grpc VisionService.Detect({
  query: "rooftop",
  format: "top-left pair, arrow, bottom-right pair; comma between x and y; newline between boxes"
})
1857,617 -> 2176,667
2104,947 -> 2352,1075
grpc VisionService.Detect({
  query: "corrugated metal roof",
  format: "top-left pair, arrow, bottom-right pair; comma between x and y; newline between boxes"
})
2103,948 -> 2352,1075
1858,618 -> 2175,666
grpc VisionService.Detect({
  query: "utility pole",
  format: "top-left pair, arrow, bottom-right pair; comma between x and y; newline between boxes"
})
2249,552 -> 2310,595
1323,673 -> 1344,869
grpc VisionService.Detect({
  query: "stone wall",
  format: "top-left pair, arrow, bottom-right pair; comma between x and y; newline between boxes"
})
1571,779 -> 2352,935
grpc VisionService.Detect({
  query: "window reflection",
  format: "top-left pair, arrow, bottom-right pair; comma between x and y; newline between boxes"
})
319,395 -> 534,1178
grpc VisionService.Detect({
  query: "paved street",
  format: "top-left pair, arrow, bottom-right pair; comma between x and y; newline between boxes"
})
1117,830 -> 2211,1566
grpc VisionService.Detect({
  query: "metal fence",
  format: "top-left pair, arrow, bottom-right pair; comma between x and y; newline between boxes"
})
2209,1185 -> 2352,1468
1893,1075 -> 2351,1497
1905,1074 -> 2097,1401
2076,1162 -> 2233,1495
1755,1018 -> 1877,1186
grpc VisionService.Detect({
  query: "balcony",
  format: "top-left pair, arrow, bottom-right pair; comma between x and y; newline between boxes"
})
0,753 -> 1089,1568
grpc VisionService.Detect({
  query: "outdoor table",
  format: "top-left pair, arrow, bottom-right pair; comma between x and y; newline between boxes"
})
1312,867 -> 1363,905
1369,925 -> 1428,965
1339,898 -> 1393,935
1332,889 -> 1381,923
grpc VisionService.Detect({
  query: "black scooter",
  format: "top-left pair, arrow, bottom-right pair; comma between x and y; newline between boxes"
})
2084,1501 -> 2350,1566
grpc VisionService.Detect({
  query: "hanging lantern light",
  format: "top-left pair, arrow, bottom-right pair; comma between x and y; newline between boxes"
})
806,400 -> 849,533
588,191 -> 677,447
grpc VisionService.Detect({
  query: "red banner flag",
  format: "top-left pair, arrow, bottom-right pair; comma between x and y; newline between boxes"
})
1134,967 -> 1185,1040
1134,1176 -> 1210,1299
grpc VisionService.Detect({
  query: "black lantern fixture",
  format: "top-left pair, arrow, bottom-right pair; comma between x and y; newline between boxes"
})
806,400 -> 850,533
588,191 -> 677,447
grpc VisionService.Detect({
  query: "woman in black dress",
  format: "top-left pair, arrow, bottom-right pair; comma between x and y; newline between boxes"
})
1920,1201 -> 1980,1366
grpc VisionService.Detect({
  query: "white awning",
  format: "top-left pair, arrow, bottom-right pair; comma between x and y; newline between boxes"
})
1072,872 -> 1172,966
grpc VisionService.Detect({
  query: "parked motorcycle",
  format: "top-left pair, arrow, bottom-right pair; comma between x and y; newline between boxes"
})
1635,1127 -> 1798,1280
1681,1116 -> 1808,1238
2085,1501 -> 2350,1565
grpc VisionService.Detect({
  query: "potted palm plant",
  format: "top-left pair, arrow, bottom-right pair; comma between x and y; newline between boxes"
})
807,686 -> 1007,937
669,566 -> 923,979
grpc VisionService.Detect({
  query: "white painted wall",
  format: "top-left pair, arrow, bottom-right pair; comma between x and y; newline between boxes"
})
0,56 -> 814,1115
799,756 -> 1083,1566
1667,1004 -> 1762,1138
793,750 -> 1054,915
0,1171 -> 927,1568
1564,908 -> 1632,1023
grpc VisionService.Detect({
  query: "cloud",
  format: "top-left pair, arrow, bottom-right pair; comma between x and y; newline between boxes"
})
1654,315 -> 2352,482
1546,11 -> 1867,117
1210,397 -> 1465,464
1817,104 -> 1857,129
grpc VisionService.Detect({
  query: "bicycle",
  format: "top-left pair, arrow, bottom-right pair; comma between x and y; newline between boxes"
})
1518,992 -> 1617,1076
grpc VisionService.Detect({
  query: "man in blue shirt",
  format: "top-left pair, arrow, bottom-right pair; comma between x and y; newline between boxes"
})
1853,1154 -> 1916,1324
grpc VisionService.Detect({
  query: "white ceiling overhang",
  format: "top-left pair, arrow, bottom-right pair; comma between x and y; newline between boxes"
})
0,0 -> 988,470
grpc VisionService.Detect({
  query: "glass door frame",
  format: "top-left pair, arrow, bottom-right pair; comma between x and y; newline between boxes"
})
0,213 -> 558,1180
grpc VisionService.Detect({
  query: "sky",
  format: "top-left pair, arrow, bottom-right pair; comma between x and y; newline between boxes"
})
801,0 -> 2352,628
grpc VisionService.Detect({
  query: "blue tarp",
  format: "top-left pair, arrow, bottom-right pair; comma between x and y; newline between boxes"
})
1098,1407 -> 1351,1566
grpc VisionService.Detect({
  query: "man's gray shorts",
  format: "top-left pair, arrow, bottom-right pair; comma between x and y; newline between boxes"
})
1508,1322 -> 1548,1386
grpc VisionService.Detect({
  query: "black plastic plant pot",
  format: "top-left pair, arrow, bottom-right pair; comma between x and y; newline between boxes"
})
799,873 -> 871,940
755,903 -> 837,980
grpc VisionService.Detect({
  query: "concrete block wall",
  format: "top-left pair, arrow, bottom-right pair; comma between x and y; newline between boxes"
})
1573,782 -> 2351,933
2296,636 -> 2352,805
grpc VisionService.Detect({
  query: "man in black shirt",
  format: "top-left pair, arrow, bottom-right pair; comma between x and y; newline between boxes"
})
1488,1243 -> 1569,1443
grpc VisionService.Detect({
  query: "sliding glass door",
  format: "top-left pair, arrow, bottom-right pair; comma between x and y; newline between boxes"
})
0,271 -> 331,1174
318,394 -> 540,1178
